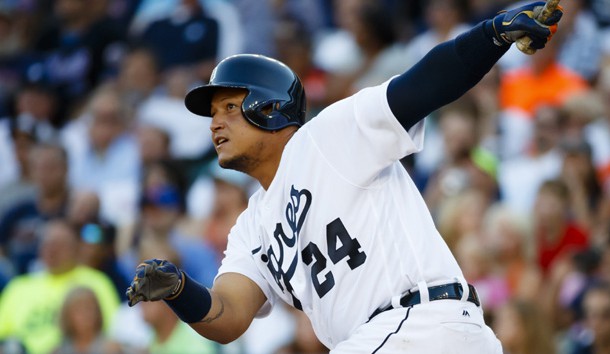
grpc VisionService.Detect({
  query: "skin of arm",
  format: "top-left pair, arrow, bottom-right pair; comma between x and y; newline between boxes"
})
188,272 -> 267,344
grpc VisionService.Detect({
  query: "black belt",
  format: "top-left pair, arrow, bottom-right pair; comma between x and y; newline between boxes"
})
369,283 -> 480,320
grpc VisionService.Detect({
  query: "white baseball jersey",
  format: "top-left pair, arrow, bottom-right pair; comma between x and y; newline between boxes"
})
217,79 -> 464,349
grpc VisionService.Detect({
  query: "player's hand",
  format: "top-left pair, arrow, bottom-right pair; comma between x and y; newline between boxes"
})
491,2 -> 563,49
126,259 -> 185,307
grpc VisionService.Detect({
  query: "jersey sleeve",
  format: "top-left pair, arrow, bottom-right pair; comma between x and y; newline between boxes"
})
304,78 -> 424,186
215,213 -> 278,318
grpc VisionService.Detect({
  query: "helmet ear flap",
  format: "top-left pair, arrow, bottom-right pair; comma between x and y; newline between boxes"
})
257,102 -> 279,117
185,54 -> 306,130
244,99 -> 285,126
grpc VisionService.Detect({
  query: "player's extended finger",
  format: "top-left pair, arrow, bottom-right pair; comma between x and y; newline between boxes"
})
126,285 -> 138,307
127,273 -> 147,303
127,291 -> 146,307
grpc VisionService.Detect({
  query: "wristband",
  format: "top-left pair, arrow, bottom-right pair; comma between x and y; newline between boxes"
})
164,272 -> 212,323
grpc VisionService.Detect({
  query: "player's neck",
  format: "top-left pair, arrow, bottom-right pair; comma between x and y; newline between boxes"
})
252,150 -> 284,190
252,127 -> 297,190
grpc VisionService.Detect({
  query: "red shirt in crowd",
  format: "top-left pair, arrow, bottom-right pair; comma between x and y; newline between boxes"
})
537,223 -> 589,274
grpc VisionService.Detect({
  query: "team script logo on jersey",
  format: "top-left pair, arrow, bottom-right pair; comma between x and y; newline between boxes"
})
263,185 -> 311,310
259,185 -> 367,310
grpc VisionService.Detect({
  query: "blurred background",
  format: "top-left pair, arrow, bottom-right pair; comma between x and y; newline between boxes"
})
0,0 -> 609,353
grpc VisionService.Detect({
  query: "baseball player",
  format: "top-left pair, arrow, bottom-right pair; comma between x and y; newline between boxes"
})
126,2 -> 563,353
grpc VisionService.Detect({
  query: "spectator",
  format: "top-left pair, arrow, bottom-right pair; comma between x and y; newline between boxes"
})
52,286 -> 123,354
136,67 -> 215,160
323,0 -> 407,104
565,281 -> 610,354
114,46 -> 161,111
66,189 -> 104,231
136,124 -> 171,169
0,114 -> 38,214
27,0 -> 127,121
79,221 -> 130,302
498,105 -> 564,215
133,0 -> 219,75
499,29 -> 589,118
559,137 -> 604,242
556,0 -> 605,82
454,233 -> 510,317
0,83 -> 59,194
10,82 -> 59,135
64,85 -> 141,226
0,4 -> 29,59
535,179 -> 590,275
424,95 -> 498,216
66,190 -> 131,300
0,218 -> 120,354
0,142 -> 70,275
312,0 -> 366,79
436,188 -> 490,251
550,247 -> 605,340
481,204 -> 542,302
493,298 -> 557,354
560,91 -> 607,149
229,0 -> 277,57
129,0 -> 243,63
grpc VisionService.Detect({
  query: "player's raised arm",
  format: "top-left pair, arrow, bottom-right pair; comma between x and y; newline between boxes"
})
125,259 -> 266,344
388,1 -> 563,131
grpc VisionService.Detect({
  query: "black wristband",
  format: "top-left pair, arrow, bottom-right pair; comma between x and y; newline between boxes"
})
164,272 -> 212,323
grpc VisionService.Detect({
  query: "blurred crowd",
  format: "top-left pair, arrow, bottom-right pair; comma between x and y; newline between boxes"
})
0,0 -> 609,353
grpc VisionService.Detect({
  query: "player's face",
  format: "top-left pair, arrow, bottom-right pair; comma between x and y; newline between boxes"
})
209,88 -> 270,174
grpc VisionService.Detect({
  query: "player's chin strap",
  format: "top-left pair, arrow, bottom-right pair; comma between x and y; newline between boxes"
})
455,276 -> 470,302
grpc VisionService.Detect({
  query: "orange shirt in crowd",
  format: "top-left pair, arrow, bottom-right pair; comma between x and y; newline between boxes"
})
499,62 -> 589,116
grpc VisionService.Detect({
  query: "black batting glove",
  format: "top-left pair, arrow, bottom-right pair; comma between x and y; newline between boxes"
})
490,2 -> 563,49
126,259 -> 185,307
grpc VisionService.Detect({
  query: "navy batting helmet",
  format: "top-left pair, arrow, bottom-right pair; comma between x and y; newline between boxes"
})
185,54 -> 306,131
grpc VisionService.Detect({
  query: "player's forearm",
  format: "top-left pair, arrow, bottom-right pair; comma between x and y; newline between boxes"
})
387,20 -> 509,131
183,273 -> 267,344
187,290 -> 250,344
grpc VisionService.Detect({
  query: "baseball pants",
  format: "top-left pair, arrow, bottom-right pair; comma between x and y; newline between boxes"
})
330,299 -> 502,353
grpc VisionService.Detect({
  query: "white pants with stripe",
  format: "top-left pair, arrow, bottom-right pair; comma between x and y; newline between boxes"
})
330,300 -> 502,353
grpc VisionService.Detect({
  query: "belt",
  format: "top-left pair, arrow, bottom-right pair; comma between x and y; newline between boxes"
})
369,283 -> 480,320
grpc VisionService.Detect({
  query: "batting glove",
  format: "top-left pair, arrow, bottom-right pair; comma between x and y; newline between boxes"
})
491,2 -> 563,49
126,259 -> 185,307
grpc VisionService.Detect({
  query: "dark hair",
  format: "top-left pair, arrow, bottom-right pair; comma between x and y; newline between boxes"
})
359,2 -> 397,46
